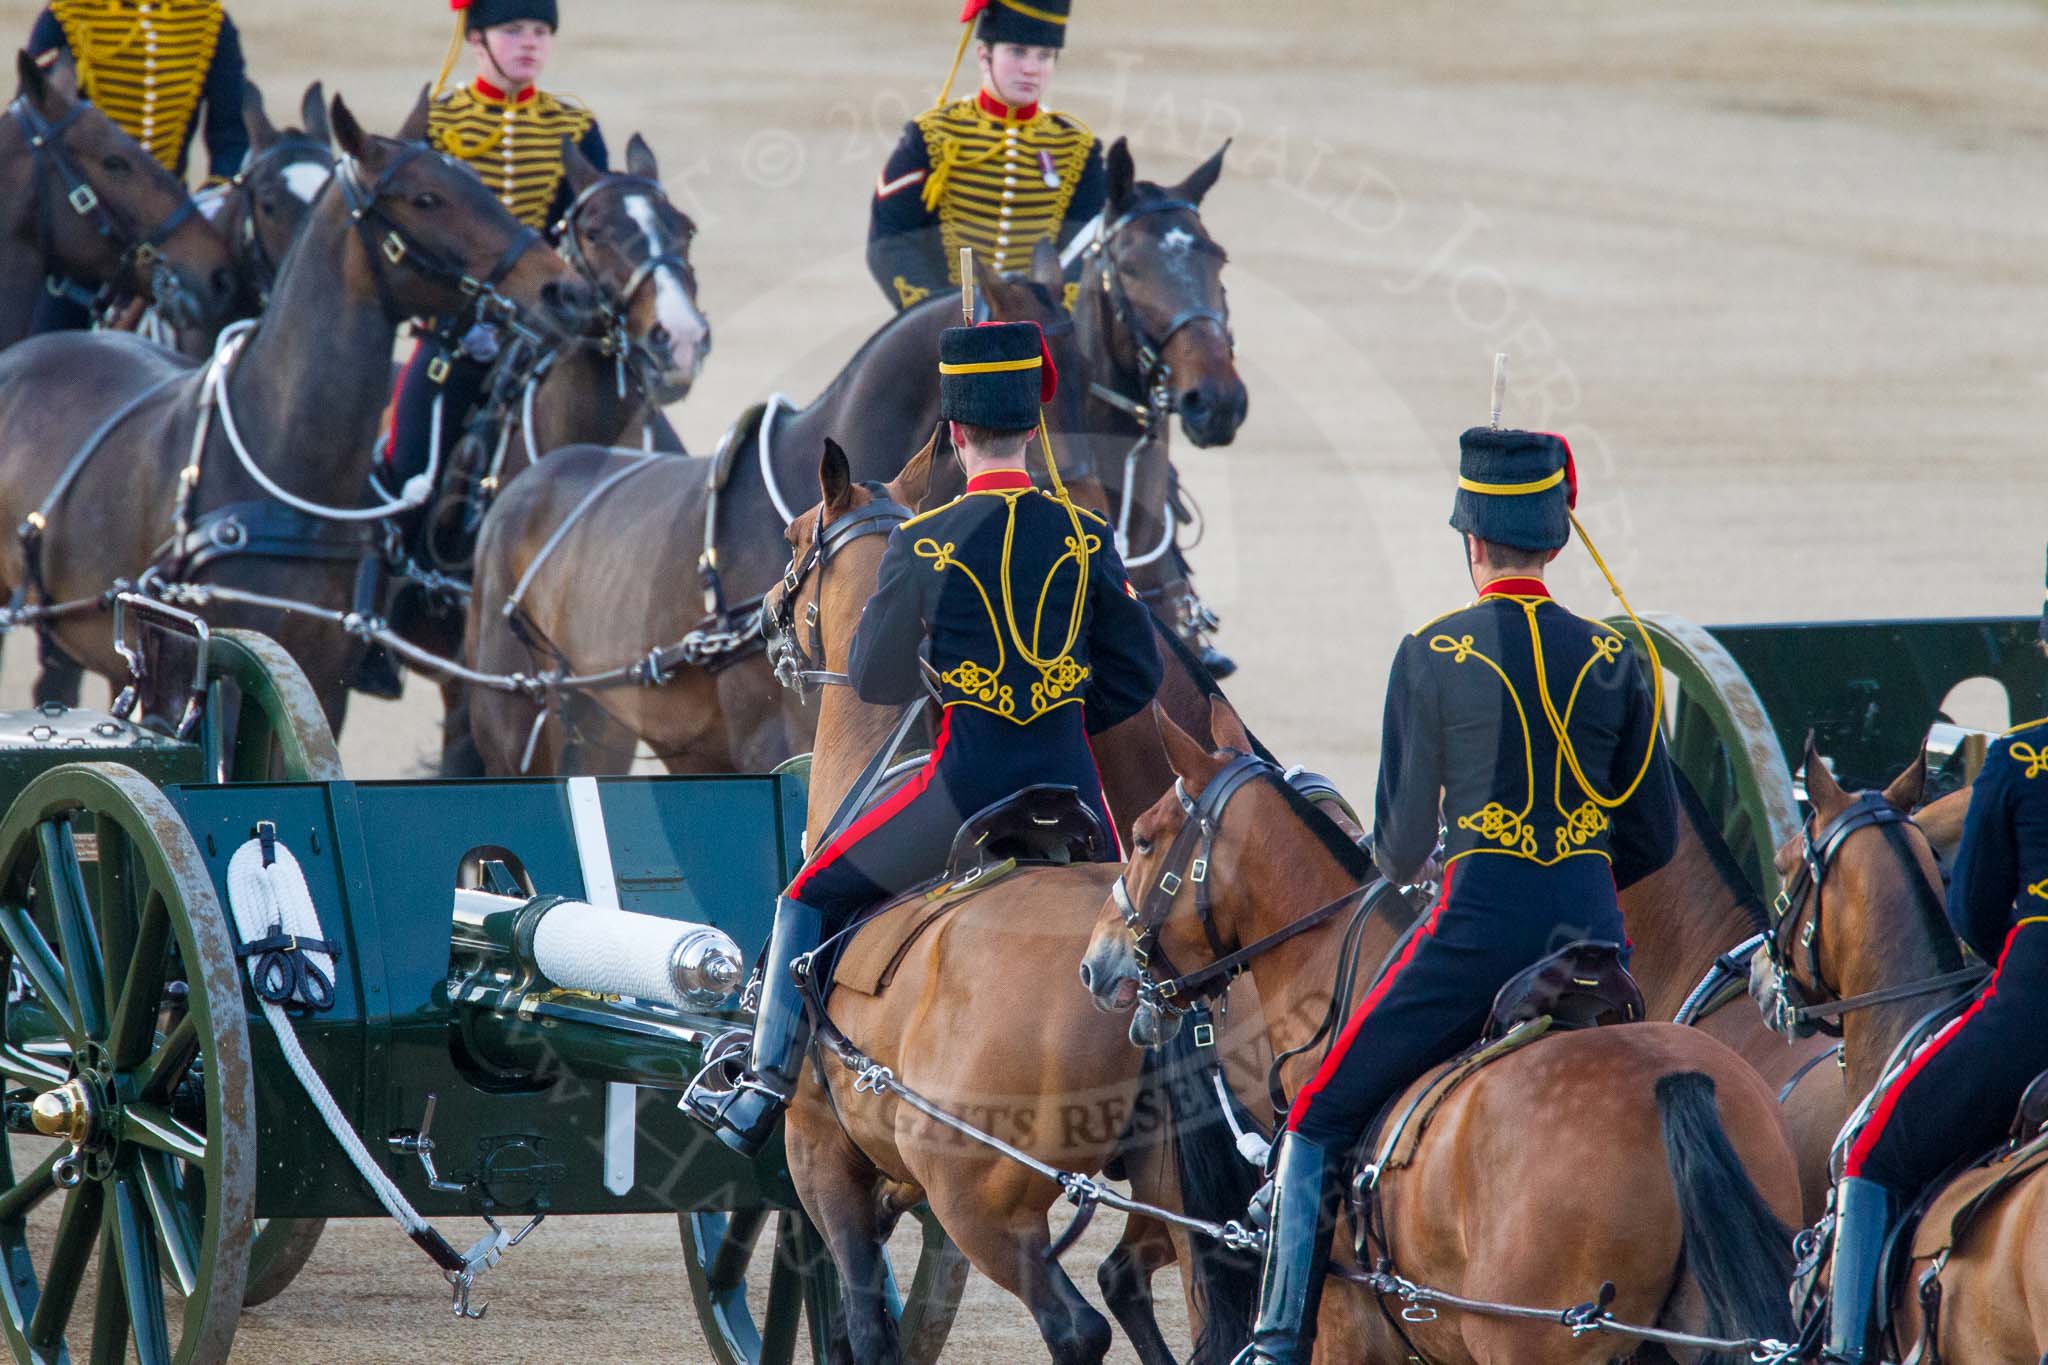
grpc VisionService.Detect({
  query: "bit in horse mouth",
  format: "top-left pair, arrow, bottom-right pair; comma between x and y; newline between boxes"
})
1110,977 -> 1138,1011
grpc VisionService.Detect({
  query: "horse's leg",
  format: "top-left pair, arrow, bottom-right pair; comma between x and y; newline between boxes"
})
924,1178 -> 1114,1365
437,678 -> 486,777
1097,1215 -> 1181,1365
785,1118 -> 901,1365
31,634 -> 85,708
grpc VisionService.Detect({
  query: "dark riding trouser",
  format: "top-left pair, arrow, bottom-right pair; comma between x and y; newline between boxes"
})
386,335 -> 490,485
30,284 -> 92,336
1285,854 -> 1624,1148
789,703 -> 1117,934
1844,916 -> 2048,1191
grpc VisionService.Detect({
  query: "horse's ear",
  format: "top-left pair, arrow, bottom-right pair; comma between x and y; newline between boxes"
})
1209,697 -> 1252,754
1884,749 -> 1929,813
242,79 -> 280,153
16,50 -> 47,108
818,439 -> 853,512
394,85 -> 432,145
301,80 -> 332,146
972,252 -> 1013,314
1155,703 -> 1222,794
625,132 -> 659,182
1802,733 -> 1847,813
561,135 -> 602,195
1174,139 -> 1230,207
329,93 -> 372,164
1029,238 -> 1063,296
1105,136 -> 1136,215
887,428 -> 936,512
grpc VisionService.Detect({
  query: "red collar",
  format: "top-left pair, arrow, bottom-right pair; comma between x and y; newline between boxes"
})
1478,576 -> 1552,601
472,78 -> 539,106
977,89 -> 1040,122
965,469 -> 1034,493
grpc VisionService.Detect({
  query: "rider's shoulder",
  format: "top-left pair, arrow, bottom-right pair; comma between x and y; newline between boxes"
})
897,496 -> 965,532
1406,599 -> 1488,641
1988,720 -> 2048,782
916,97 -> 982,139
1036,489 -> 1108,527
1044,108 -> 1094,139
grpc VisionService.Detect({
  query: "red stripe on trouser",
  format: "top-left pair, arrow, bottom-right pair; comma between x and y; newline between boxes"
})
1286,861 -> 1454,1132
1843,920 -> 2020,1178
1083,728 -> 1122,860
387,339 -> 421,459
789,709 -> 954,901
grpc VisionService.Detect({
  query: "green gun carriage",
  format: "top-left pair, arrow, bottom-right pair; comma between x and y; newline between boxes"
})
0,599 -> 965,1365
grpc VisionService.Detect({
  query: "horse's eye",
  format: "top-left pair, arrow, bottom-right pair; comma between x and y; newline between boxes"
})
100,155 -> 130,175
1133,836 -> 1153,855
411,192 -> 443,211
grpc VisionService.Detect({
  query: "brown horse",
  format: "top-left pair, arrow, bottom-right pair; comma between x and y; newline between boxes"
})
1083,703 -> 1804,1364
462,256 -> 1087,776
1758,747 -> 2048,1361
0,50 -> 236,349
766,445 -> 1268,1365
0,93 -> 594,733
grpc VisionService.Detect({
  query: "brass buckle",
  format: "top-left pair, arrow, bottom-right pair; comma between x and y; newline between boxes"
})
67,184 -> 98,215
381,232 -> 406,265
131,241 -> 158,268
1191,1021 -> 1214,1049
426,355 -> 451,385
1158,869 -> 1182,896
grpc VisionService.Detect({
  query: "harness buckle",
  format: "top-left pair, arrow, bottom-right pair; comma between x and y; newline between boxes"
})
1189,857 -> 1208,884
1191,1021 -> 1214,1049
381,232 -> 406,265
131,241 -> 159,268
67,184 -> 98,215
459,275 -> 483,298
427,355 -> 452,385
1158,869 -> 1182,896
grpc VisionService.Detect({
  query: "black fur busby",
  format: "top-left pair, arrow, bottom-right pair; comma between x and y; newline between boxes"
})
939,322 -> 1055,433
1448,428 -> 1577,553
459,0 -> 559,34
967,0 -> 1070,50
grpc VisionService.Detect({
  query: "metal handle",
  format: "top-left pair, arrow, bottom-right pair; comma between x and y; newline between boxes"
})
109,591 -> 211,737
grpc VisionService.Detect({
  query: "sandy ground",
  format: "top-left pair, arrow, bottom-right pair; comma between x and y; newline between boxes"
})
1,0 -> 2045,1359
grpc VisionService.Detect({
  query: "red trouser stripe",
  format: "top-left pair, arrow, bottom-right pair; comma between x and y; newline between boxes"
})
1084,729 -> 1122,860
788,709 -> 954,901
1286,861 -> 1453,1133
1843,919 -> 2022,1179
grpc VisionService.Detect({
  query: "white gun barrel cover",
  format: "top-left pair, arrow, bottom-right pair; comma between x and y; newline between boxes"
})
457,890 -> 742,1008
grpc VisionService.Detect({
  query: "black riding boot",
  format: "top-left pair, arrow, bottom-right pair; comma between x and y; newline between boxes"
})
1823,1177 -> 1895,1364
680,896 -> 822,1159
342,552 -> 404,700
1232,1132 -> 1340,1365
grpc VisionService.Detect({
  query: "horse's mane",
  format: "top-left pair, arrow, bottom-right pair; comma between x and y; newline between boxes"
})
1272,777 -> 1377,885
1673,767 -> 1772,935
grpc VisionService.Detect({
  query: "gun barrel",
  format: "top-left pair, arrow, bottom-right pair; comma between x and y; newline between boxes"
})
451,889 -> 743,1010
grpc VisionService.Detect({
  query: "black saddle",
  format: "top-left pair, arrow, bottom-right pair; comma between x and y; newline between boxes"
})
942,785 -> 1113,883
2015,1070 -> 2048,1144
1483,941 -> 1644,1043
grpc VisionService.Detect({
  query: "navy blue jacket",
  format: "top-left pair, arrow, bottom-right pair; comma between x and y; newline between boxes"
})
1946,720 -> 2048,961
848,469 -> 1161,734
1373,578 -> 1678,891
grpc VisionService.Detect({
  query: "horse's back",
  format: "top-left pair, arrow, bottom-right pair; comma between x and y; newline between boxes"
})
0,329 -> 197,392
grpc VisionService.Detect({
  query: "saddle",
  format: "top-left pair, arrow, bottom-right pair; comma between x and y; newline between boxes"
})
708,400 -> 764,494
827,786 -> 1112,999
1482,941 -> 1644,1042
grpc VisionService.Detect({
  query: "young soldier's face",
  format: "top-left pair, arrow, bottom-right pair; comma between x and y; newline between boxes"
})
473,20 -> 555,88
980,42 -> 1058,107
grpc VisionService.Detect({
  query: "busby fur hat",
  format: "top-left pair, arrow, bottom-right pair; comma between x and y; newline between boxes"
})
964,0 -> 1070,51
939,322 -> 1056,433
457,0 -> 559,34
1448,428 -> 1578,553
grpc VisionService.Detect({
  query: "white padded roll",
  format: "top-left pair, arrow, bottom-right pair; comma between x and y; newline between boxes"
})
531,901 -> 730,1009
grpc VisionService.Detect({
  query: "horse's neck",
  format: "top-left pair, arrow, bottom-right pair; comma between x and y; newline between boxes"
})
526,343 -> 649,459
803,682 -> 910,850
790,299 -> 952,490
217,205 -> 395,500
1621,808 -> 1771,1019
0,242 -> 46,348
1244,860 -> 1400,1099
1073,276 -> 1168,544
1835,882 -> 1964,1103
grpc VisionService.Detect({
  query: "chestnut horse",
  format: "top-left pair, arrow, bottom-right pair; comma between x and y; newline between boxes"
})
1758,747 -> 2048,1361
1084,704 -> 1804,1364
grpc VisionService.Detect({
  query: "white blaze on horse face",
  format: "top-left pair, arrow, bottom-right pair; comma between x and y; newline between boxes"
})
624,194 -> 708,381
1161,226 -> 1196,254
282,162 -> 334,205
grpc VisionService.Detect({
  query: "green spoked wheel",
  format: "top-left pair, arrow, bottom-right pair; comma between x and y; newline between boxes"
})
681,1202 -> 966,1364
1607,611 -> 1800,902
0,762 -> 253,1365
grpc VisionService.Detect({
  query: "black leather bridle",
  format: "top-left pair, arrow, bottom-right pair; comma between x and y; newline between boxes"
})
1082,197 -> 1234,426
766,485 -> 912,695
8,94 -> 205,313
1759,789 -> 1983,1037
220,135 -> 334,307
554,172 -> 702,389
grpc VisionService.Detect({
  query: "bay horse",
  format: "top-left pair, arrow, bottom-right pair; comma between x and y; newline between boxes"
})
764,442 -> 1265,1364
461,258 -> 1087,777
1757,745 -> 2048,1361
0,49 -> 236,349
0,93 -> 595,734
1083,704 -> 1804,1364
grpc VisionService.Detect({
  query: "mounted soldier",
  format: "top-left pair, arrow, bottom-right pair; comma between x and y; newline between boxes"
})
866,0 -> 1104,313
1816,557 -> 2048,1363
1235,425 -> 1680,1363
682,320 -> 1163,1158
24,0 -> 249,332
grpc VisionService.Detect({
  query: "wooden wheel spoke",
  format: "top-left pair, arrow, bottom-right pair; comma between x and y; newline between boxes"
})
110,1175 -> 172,1363
140,1014 -> 198,1104
89,1221 -> 131,1365
28,1178 -> 106,1352
0,1148 -> 63,1225
704,1206 -> 767,1295
107,893 -> 172,1071
123,1102 -> 206,1164
134,1152 -> 200,1298
0,903 -> 77,1042
0,1040 -> 68,1089
40,819 -> 108,1041
93,822 -> 136,1023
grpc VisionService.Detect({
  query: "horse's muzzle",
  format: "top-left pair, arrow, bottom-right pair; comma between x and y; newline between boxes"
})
1177,378 -> 1248,449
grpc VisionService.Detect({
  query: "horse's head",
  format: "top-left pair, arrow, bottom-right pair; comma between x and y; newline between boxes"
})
1082,698 -> 1326,1047
8,49 -> 236,330
327,90 -> 595,339
226,80 -> 334,306
557,133 -> 711,403
1084,138 -> 1245,449
1751,739 -> 1954,1043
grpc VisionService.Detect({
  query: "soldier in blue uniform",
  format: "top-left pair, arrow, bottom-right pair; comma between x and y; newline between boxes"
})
867,0 -> 1105,312
682,321 -> 1163,1158
1820,562 -> 2048,1363
1234,428 -> 1680,1364
25,0 -> 249,332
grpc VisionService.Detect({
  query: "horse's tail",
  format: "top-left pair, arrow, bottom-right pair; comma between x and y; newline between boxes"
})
1653,1071 -> 1795,1365
1157,1021 -> 1262,1364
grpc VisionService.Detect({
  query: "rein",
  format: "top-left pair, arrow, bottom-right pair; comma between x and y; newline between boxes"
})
765,488 -> 912,694
1760,790 -> 1985,1037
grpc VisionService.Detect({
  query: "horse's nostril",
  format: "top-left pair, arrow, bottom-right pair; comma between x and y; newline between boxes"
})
1078,961 -> 1094,991
1180,388 -> 1206,413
